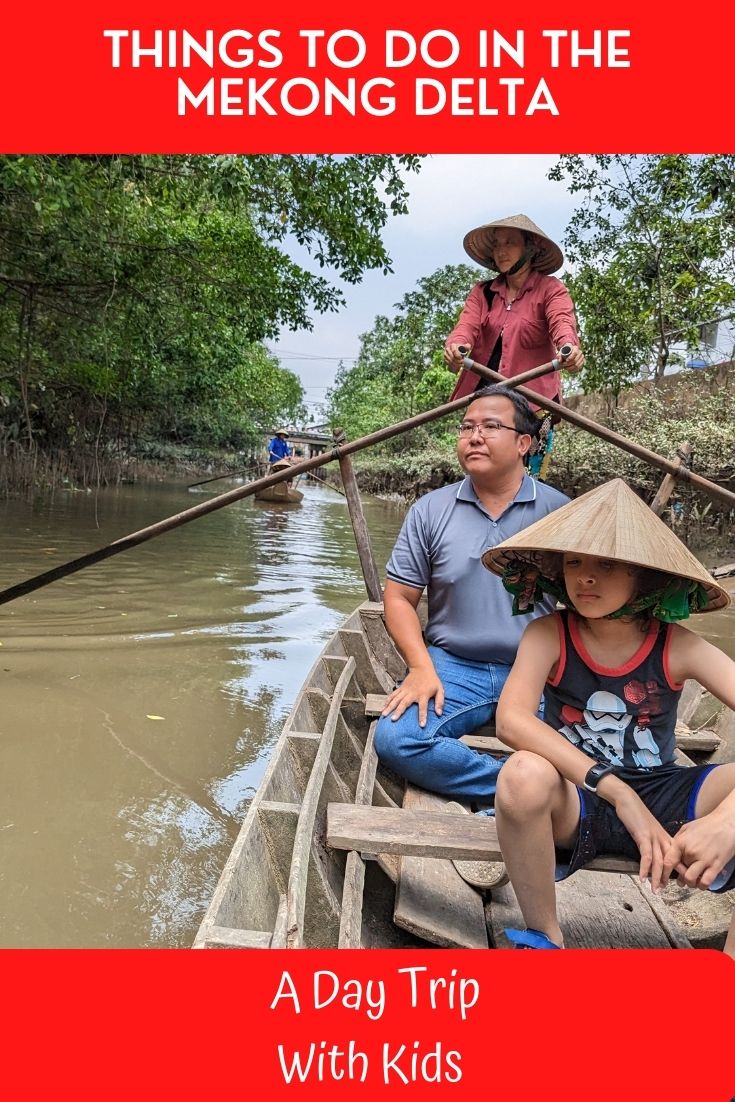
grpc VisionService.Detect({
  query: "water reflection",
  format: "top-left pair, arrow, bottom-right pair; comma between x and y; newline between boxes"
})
0,480 -> 404,947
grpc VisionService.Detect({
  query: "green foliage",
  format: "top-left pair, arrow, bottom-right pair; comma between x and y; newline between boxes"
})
549,155 -> 735,394
353,432 -> 461,500
551,385 -> 735,499
350,375 -> 735,553
326,263 -> 478,439
0,153 -> 421,479
150,345 -> 307,449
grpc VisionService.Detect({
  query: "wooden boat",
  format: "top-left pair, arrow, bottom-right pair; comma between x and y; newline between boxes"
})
193,595 -> 729,951
254,458 -> 304,503
193,600 -> 420,949
253,482 -> 304,503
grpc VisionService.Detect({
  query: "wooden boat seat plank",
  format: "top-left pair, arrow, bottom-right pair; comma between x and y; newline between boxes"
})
393,786 -> 488,950
327,803 -> 641,875
673,727 -> 721,753
458,734 -> 508,754
200,926 -> 273,949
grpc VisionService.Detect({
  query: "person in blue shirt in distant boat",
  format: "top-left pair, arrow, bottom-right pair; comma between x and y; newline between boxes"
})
268,428 -> 292,463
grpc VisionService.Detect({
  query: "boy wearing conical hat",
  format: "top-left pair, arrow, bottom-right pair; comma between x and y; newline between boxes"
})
483,478 -> 735,953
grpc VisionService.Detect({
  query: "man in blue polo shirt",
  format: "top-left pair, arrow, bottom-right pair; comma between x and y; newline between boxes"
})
374,384 -> 568,807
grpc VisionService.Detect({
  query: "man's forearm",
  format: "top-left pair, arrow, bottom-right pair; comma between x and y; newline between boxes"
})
385,596 -> 433,670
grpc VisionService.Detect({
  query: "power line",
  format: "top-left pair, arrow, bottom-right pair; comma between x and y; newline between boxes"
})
267,347 -> 358,362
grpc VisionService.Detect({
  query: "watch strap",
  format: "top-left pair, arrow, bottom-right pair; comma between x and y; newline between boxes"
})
583,763 -> 617,793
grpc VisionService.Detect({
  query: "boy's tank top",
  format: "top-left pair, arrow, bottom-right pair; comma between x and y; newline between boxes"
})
543,611 -> 683,771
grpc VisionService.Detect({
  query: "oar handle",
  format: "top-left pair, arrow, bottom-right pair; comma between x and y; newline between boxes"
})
551,343 -> 574,369
459,347 -> 571,387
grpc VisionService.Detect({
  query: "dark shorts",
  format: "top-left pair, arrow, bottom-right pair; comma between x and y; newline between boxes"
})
555,762 -> 735,892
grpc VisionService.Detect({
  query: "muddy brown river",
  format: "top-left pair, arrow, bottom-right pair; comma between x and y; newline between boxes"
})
0,477 -> 732,947
0,478 -> 404,947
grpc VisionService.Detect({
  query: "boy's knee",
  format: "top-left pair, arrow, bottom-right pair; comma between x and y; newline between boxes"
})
496,751 -> 559,817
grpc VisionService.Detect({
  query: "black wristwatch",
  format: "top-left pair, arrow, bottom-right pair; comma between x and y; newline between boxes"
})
583,762 -> 617,793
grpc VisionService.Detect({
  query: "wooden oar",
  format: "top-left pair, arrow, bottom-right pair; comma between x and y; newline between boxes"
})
460,353 -> 735,510
0,353 -> 732,607
306,470 -> 346,496
187,463 -> 260,490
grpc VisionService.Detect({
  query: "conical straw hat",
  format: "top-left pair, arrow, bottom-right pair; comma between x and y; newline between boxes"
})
463,213 -> 564,274
482,478 -> 729,613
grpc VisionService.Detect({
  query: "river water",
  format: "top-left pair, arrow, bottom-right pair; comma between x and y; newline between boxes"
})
0,478 -> 405,947
0,478 -> 733,947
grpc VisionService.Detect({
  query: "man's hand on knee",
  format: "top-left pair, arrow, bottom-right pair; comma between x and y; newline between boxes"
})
381,665 -> 445,728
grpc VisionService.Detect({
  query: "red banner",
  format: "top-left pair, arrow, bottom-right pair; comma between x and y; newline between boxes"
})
1,950 -> 733,1100
0,1 -> 733,152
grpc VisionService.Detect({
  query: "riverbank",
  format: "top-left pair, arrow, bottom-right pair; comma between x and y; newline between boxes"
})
0,441 -> 259,497
4,365 -> 734,560
350,369 -> 735,560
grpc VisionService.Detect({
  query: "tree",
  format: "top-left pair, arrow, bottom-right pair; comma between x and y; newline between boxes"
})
151,346 -> 306,449
327,263 -> 479,439
0,154 -> 421,472
549,155 -> 735,394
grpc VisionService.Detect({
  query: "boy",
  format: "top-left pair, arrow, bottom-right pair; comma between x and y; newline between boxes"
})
484,479 -> 735,953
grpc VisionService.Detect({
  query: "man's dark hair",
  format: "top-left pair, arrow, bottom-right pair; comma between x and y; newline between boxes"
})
468,385 -> 539,438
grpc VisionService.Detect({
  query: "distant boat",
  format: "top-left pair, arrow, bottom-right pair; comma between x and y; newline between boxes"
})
254,483 -> 304,504
254,459 -> 304,504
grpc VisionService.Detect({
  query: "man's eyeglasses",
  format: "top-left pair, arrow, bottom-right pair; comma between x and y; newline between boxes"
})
457,419 -> 524,438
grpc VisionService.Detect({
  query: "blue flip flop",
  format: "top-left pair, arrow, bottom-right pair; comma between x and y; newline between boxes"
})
505,928 -> 562,949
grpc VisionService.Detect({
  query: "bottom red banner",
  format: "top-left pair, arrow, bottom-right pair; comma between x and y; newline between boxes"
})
2,950 -> 733,1100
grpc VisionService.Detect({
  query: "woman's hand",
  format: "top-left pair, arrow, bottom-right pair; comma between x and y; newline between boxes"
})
559,345 -> 585,373
443,341 -> 468,373
381,665 -> 445,728
612,787 -> 681,892
662,810 -> 735,890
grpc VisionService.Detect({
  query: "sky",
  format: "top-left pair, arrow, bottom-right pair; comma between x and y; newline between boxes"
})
268,154 -> 580,420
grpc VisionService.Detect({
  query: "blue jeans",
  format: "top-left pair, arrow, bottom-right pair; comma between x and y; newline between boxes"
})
374,645 -> 511,802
